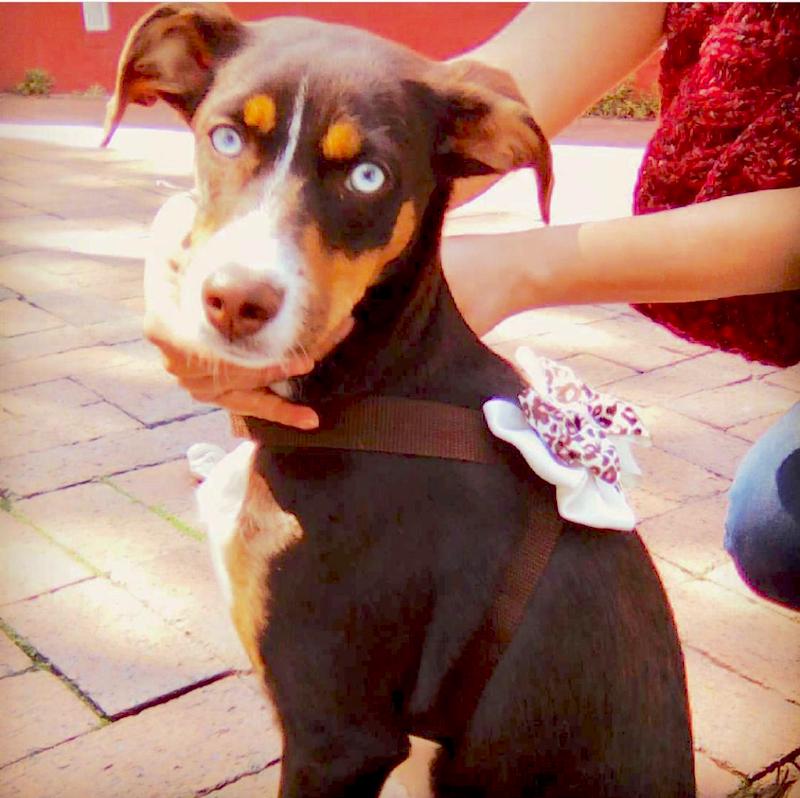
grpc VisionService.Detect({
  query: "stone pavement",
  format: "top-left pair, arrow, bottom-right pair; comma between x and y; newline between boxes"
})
0,96 -> 798,798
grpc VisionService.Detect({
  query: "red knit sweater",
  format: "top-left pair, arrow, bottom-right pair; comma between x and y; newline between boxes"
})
633,3 -> 800,367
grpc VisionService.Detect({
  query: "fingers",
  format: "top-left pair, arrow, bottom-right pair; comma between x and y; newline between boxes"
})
146,321 -> 315,385
215,389 -> 319,429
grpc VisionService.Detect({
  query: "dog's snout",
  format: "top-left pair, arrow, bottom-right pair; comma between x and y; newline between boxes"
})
202,264 -> 285,341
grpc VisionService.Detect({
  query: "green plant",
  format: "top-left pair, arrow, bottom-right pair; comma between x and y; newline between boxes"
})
585,79 -> 660,120
15,67 -> 54,96
81,83 -> 107,97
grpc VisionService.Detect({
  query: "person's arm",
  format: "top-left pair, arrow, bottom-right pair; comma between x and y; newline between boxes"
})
443,186 -> 800,336
449,3 -> 667,208
466,3 -> 666,140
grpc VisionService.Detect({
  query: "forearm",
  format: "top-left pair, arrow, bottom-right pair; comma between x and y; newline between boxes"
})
463,3 -> 667,139
442,187 -> 800,333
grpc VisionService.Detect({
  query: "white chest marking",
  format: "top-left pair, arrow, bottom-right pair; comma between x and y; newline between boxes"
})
196,440 -> 257,607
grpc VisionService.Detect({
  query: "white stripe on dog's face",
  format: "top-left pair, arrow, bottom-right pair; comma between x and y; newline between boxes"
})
261,77 -> 307,211
179,80 -> 311,368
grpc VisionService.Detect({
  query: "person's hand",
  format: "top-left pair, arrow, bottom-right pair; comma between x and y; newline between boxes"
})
144,314 -> 353,429
144,192 -> 352,429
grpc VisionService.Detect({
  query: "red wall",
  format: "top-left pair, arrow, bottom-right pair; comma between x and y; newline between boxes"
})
0,3 -> 525,93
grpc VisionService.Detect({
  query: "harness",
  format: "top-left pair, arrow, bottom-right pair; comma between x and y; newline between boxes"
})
238,395 -> 563,737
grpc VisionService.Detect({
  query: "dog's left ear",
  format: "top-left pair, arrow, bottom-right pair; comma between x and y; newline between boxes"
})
101,3 -> 246,146
414,59 -> 553,223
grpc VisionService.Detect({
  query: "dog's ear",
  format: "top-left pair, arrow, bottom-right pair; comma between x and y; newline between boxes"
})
414,59 -> 553,223
101,3 -> 245,146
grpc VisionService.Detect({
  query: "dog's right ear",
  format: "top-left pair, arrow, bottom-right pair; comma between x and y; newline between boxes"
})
101,3 -> 245,146
410,59 -> 553,224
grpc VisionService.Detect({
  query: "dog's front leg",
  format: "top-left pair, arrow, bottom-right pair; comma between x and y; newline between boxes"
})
279,733 -> 409,798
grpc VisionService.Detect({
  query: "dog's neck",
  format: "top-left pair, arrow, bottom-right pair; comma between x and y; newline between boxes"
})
286,185 -> 525,421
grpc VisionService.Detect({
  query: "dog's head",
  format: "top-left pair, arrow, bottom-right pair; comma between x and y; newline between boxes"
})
105,4 -> 551,369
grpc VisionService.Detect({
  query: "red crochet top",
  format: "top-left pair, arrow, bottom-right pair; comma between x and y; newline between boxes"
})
632,3 -> 800,367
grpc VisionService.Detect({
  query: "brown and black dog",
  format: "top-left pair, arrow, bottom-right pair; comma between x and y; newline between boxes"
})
105,5 -> 695,796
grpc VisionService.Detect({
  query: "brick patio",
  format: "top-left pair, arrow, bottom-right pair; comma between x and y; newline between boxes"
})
0,95 -> 798,798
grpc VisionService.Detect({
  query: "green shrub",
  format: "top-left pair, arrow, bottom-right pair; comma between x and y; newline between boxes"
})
82,83 -> 107,97
585,79 -> 660,120
15,68 -> 54,96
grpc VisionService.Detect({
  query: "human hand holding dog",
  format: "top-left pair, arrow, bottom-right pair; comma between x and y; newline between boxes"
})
144,193 -> 350,429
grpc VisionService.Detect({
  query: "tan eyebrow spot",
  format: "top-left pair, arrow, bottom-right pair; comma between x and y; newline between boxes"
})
321,118 -> 362,161
243,94 -> 277,134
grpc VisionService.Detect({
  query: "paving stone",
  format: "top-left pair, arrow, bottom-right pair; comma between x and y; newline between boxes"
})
0,674 -> 281,798
638,406 -> 753,480
671,381 -> 799,430
120,295 -> 145,315
484,305 -> 619,345
16,482 -> 190,576
108,459 -> 202,529
82,317 -> 144,346
0,299 -> 64,336
762,366 -> 800,393
0,250 -> 130,296
704,561 -> 800,622
0,324 -> 96,365
0,377 -> 100,413
2,578 -> 230,718
205,766 -> 281,797
523,322 -> 691,374
628,485 -> 681,522
0,630 -> 32,677
605,352 -> 773,409
0,214 -> 150,262
21,289 -> 141,328
0,215 -> 64,249
75,357 -> 212,426
669,579 -> 800,701
727,412 -> 787,444
683,647 -> 800,777
555,353 -> 639,387
650,555 -> 695,595
0,196 -> 42,220
635,446 -> 729,504
637,493 -> 732,576
0,409 -> 238,497
0,397 -> 141,459
0,670 -> 99,767
206,737 -> 441,798
587,315 -> 714,357
110,543 -> 251,672
0,511 -> 92,605
694,752 -> 743,798
0,343 -> 138,392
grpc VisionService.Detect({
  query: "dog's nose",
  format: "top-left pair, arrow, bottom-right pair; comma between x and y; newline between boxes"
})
202,264 -> 284,341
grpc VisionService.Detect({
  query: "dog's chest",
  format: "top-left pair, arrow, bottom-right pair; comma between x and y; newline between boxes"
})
196,440 -> 303,679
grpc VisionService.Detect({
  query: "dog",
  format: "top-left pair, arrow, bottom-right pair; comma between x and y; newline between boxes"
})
104,5 -> 695,796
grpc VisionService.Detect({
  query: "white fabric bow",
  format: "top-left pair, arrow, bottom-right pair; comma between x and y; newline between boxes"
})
483,347 -> 648,531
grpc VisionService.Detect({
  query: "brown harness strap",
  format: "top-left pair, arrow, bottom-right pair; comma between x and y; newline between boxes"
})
246,396 -> 507,465
245,395 -> 563,736
426,496 -> 563,740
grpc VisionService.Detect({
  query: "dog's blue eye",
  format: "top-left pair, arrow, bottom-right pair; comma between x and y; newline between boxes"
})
346,162 -> 387,195
210,125 -> 243,157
